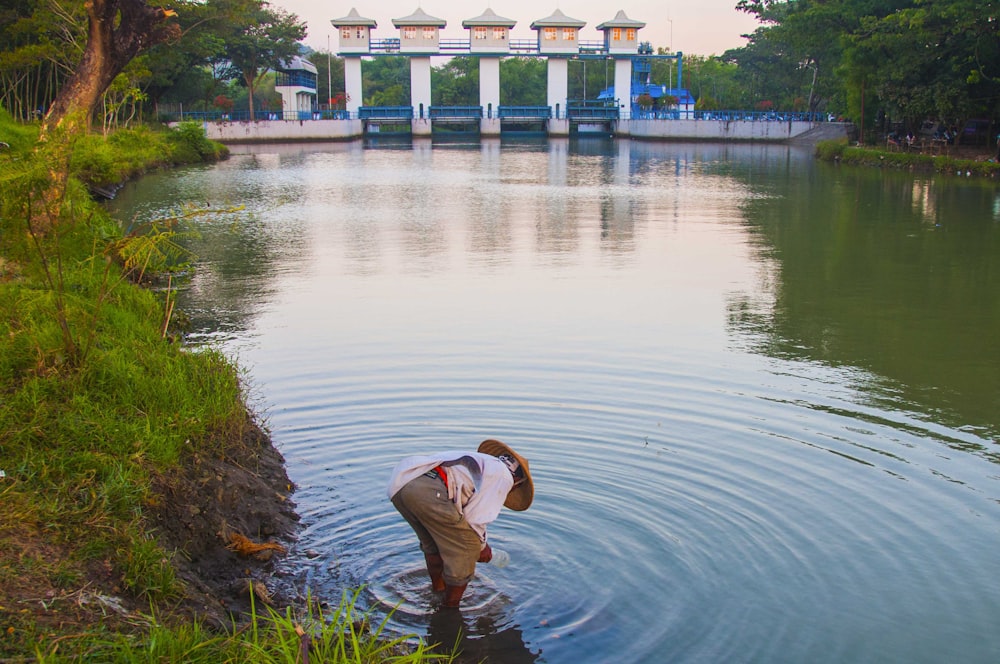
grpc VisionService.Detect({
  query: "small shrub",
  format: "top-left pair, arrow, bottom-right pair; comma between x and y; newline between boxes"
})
814,139 -> 847,160
166,121 -> 227,163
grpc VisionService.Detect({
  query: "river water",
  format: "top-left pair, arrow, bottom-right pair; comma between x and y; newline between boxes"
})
107,138 -> 1000,663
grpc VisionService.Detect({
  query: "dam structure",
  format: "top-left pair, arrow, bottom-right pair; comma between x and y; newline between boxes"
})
332,6 -> 677,138
192,6 -> 843,143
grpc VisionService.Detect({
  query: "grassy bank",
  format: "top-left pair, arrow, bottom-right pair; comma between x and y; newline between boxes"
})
0,112 -> 449,661
815,138 -> 1000,178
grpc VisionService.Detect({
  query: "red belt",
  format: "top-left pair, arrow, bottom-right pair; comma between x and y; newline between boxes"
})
430,465 -> 448,489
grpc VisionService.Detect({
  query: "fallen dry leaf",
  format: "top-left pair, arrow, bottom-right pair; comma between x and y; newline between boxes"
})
226,532 -> 287,560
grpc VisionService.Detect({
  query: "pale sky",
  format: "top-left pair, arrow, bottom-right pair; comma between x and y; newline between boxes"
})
269,1 -> 760,57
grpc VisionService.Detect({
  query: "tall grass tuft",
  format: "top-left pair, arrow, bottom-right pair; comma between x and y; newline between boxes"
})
33,589 -> 454,663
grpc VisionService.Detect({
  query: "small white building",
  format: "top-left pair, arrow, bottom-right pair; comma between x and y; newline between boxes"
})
530,9 -> 586,55
392,7 -> 447,54
596,10 -> 645,54
274,55 -> 317,119
462,8 -> 516,54
331,7 -> 377,54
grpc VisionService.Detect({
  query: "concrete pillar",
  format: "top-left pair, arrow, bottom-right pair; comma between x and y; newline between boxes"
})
614,58 -> 632,119
480,57 -> 500,116
345,57 -> 363,115
546,58 -> 568,118
411,56 -> 432,119
480,56 -> 501,136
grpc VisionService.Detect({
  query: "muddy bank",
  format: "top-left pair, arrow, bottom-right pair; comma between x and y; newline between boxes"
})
149,415 -> 301,626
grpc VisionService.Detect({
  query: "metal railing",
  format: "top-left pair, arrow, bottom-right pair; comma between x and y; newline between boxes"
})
439,39 -> 470,51
162,110 -> 349,122
578,40 -> 605,53
509,39 -> 538,52
499,106 -> 552,119
370,38 -> 401,52
354,37 -> 621,57
429,106 -> 483,119
358,106 -> 413,119
275,72 -> 317,89
568,100 -> 620,120
632,109 -> 826,122
157,107 -> 829,125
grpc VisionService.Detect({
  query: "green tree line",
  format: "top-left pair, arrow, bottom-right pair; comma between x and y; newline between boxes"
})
3,0 -> 996,139
0,0 -> 305,125
722,0 -> 1000,141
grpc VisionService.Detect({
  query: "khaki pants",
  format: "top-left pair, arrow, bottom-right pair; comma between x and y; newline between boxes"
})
391,474 -> 482,586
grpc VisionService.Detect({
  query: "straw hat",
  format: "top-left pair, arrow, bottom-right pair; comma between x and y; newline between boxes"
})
478,439 -> 534,511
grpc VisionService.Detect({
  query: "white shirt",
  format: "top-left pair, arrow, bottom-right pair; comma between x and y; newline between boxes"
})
387,450 -> 513,543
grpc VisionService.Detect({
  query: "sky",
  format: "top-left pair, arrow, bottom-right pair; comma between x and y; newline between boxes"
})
268,1 -> 761,57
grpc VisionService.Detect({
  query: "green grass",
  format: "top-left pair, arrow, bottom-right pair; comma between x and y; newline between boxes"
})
33,589 -> 452,663
68,122 -> 228,189
815,138 -> 1000,178
0,108 -> 448,661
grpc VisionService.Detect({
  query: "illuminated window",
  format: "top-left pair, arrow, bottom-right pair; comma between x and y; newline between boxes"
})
423,27 -> 435,39
563,28 -> 575,41
544,27 -> 557,40
493,27 -> 506,40
612,28 -> 622,41
626,29 -> 636,41
341,27 -> 351,39
474,27 -> 487,40
403,26 -> 416,40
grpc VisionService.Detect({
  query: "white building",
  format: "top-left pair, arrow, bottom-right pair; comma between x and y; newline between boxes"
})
274,55 -> 317,119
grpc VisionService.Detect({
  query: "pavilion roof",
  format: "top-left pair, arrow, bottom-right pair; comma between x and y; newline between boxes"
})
331,7 -> 377,28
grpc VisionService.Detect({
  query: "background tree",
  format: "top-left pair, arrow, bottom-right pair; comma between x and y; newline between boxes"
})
42,0 -> 179,135
362,56 -> 410,106
222,1 -> 305,120
726,0 -> 999,134
308,47 -> 345,108
499,57 -> 545,105
433,56 -> 478,106
0,0 -> 86,121
141,0 -> 236,115
568,57 -> 615,101
671,54 -> 742,109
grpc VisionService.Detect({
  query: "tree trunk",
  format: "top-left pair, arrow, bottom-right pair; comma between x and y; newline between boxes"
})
42,0 -> 179,137
34,0 -> 179,233
245,70 -> 257,122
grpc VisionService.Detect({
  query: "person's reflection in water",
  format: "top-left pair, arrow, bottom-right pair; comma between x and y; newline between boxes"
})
427,605 -> 540,663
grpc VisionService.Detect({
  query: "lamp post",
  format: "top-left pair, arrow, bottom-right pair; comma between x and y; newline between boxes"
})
327,35 -> 333,111
667,17 -> 674,94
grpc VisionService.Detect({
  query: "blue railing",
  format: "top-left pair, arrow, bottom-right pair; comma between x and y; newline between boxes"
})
568,100 -> 620,120
439,39 -> 470,51
275,72 -> 317,89
162,110 -> 349,122
499,106 -> 552,119
429,106 -> 483,119
353,39 -> 618,56
158,107 -> 830,124
370,38 -> 401,52
632,109 -> 826,122
358,106 -> 413,119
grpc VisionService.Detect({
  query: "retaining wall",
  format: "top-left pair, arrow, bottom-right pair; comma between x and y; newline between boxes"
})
185,118 -> 849,144
628,118 -> 825,142
198,118 -> 364,143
